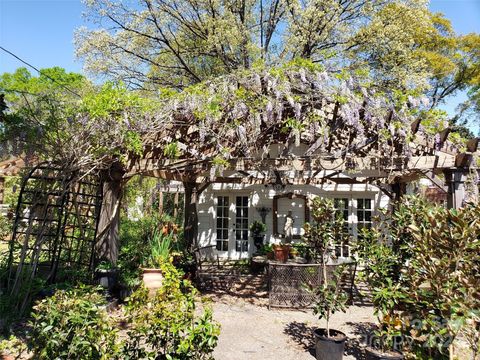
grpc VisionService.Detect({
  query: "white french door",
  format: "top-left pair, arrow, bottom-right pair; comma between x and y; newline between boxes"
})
215,195 -> 250,259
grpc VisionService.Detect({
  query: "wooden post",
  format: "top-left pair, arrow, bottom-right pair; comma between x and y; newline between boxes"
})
0,177 -> 4,204
158,190 -> 164,215
173,191 -> 179,218
183,181 -> 198,252
391,180 -> 407,202
444,169 -> 468,209
96,165 -> 124,265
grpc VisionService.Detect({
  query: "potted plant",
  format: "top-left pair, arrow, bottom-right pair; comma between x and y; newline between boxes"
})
142,230 -> 172,293
311,267 -> 348,360
272,243 -> 290,262
303,198 -> 349,360
250,220 -> 267,249
357,227 -> 405,360
94,260 -> 118,290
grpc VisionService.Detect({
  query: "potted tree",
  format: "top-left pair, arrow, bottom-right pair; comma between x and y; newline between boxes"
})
304,197 -> 349,360
357,227 -> 405,360
250,220 -> 267,250
142,230 -> 172,293
311,267 -> 349,360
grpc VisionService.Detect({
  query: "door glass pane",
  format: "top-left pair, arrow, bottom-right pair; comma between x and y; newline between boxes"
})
216,196 -> 229,251
235,196 -> 249,252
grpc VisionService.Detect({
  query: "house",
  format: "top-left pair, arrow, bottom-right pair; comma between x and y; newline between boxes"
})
196,158 -> 390,260
196,180 -> 388,260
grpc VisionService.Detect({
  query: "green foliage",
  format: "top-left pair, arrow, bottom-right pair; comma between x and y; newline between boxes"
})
28,286 -> 120,359
256,243 -> 273,256
118,215 -> 162,288
122,261 -> 220,359
163,141 -> 181,159
405,204 -> 480,357
358,197 -> 480,357
249,220 -> 267,236
145,230 -> 173,268
0,67 -> 86,157
303,197 -> 347,262
303,198 -> 349,337
311,266 -> 348,337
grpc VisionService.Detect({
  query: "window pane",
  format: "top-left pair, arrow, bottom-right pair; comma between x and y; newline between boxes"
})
236,197 -> 241,206
365,211 -> 371,222
223,230 -> 229,239
357,199 -> 364,208
216,218 -> 222,228
358,211 -> 364,221
365,199 -> 372,209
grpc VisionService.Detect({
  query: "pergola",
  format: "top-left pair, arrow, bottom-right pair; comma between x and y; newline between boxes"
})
95,68 -> 478,262
4,67 -> 479,283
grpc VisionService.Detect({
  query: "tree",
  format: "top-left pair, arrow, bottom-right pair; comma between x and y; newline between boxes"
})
76,0 -> 440,92
0,67 -> 87,159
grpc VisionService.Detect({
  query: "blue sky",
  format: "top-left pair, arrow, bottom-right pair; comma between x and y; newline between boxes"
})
0,0 -> 479,126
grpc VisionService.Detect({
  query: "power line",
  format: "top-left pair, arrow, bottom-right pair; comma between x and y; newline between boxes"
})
0,45 -> 81,98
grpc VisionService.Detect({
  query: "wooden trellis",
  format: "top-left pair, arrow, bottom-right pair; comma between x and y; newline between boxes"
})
6,163 -> 103,313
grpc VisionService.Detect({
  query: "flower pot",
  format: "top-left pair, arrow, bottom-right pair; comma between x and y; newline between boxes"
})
274,245 -> 290,262
365,347 -> 404,360
1,354 -> 15,360
313,328 -> 346,360
142,268 -> 163,295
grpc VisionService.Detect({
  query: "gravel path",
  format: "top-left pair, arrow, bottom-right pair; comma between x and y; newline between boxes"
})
210,295 -> 376,360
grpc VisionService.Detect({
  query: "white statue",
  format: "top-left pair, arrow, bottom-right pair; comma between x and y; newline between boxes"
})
284,211 -> 294,243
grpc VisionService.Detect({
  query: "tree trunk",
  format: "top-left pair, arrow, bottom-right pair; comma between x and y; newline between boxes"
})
96,170 -> 123,265
183,181 -> 198,252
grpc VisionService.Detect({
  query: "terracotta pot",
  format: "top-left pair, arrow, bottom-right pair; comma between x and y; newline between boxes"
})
1,354 -> 15,360
142,268 -> 163,295
274,245 -> 290,262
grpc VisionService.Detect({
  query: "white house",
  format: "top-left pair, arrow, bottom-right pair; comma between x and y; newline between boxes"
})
196,175 -> 390,260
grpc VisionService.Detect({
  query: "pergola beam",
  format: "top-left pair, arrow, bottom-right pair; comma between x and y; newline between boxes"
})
128,154 -> 457,177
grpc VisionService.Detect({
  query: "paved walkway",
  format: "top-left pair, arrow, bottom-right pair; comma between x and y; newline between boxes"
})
210,295 -> 376,360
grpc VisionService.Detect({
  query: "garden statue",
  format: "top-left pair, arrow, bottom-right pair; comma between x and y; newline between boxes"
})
284,211 -> 294,243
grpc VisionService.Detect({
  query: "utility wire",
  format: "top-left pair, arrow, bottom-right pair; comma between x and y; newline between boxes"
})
0,45 -> 81,98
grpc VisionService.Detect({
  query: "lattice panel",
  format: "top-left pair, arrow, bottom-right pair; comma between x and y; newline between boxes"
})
6,163 -> 103,312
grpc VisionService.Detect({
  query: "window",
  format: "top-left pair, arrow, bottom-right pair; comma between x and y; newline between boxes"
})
356,198 -> 373,236
333,198 -> 350,258
235,196 -> 249,252
216,196 -> 229,251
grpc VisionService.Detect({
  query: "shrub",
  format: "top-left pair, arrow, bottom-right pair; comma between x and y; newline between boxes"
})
405,203 -> 480,358
122,261 -> 220,359
28,286 -> 120,359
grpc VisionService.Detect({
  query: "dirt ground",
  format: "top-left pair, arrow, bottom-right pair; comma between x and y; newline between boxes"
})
208,293 -> 376,360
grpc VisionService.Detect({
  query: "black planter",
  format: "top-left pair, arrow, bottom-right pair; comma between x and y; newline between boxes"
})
253,235 -> 264,249
95,269 -> 118,290
313,328 -> 346,360
365,347 -> 404,360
